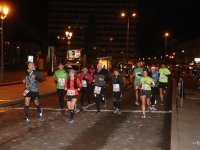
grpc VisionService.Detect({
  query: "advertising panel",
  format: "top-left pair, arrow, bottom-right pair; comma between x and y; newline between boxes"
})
68,50 -> 81,61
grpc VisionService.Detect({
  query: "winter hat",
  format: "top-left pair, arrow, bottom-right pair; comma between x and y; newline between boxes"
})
69,69 -> 75,73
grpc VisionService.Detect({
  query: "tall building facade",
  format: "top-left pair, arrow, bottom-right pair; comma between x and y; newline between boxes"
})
49,0 -> 138,65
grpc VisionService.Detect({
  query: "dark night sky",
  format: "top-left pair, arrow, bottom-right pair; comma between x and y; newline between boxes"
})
138,1 -> 200,56
3,0 -> 200,56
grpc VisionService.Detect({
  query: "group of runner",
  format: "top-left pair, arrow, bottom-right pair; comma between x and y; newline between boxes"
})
22,61 -> 171,123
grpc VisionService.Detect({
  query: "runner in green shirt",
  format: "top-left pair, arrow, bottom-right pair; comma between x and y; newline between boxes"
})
53,62 -> 69,115
139,70 -> 154,118
158,64 -> 171,105
133,62 -> 143,105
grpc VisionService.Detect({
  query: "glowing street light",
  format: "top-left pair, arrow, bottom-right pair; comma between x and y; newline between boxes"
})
121,12 -> 136,63
164,32 -> 169,57
0,6 -> 9,82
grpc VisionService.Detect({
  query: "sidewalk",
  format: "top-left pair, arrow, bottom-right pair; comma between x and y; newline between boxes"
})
0,71 -> 49,86
171,76 -> 200,150
0,72 -> 56,108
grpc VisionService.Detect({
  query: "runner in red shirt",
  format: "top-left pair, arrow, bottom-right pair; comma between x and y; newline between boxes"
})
79,67 -> 93,111
64,69 -> 82,123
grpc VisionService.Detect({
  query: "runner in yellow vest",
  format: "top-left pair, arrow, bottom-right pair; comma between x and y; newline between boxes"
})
158,64 -> 171,105
53,62 -> 69,115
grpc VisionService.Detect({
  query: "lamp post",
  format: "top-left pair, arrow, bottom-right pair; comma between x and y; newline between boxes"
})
0,6 -> 8,82
165,32 -> 169,57
121,13 -> 136,64
65,31 -> 72,61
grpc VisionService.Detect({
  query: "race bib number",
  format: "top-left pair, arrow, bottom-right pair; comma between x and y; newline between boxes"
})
160,74 -> 166,79
113,84 -> 120,92
58,78 -> 65,86
141,84 -> 149,90
23,90 -> 29,96
94,86 -> 101,94
81,80 -> 87,87
67,90 -> 75,96
136,72 -> 141,78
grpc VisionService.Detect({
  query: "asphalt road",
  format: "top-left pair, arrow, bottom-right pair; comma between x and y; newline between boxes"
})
0,83 -> 172,150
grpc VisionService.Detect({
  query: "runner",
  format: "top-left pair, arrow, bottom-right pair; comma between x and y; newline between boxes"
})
150,66 -> 159,111
110,68 -> 124,114
64,69 -> 82,123
133,62 -> 143,105
197,65 -> 200,89
23,62 -> 43,122
89,65 -> 96,77
124,65 -> 131,84
158,63 -> 171,105
53,62 -> 69,115
192,65 -> 198,81
93,63 -> 110,114
79,67 -> 93,111
139,70 -> 154,118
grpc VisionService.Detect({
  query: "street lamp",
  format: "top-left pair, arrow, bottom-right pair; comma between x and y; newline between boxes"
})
121,12 -> 136,63
164,32 -> 169,57
65,31 -> 72,61
17,46 -> 20,64
0,6 -> 8,82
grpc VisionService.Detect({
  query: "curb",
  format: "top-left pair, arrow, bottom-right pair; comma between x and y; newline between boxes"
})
0,92 -> 57,108
184,97 -> 200,100
0,78 -> 50,87
0,81 -> 23,86
171,77 -> 180,150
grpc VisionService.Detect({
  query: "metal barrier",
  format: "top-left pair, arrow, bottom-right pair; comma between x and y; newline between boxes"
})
177,79 -> 185,109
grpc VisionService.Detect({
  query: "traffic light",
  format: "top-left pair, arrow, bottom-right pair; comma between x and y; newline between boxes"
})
169,55 -> 174,59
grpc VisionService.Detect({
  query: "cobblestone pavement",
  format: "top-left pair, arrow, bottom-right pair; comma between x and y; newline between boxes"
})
0,83 -> 172,150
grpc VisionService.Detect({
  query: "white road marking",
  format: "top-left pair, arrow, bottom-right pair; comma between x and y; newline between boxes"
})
13,107 -> 172,113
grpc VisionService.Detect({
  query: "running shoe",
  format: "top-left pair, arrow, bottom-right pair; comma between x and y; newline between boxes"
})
24,117 -> 30,123
38,109 -> 43,118
148,107 -> 152,112
61,109 -> 66,115
80,107 -> 84,111
96,110 -> 100,114
113,108 -> 117,114
151,106 -> 157,111
118,109 -> 121,115
103,102 -> 106,108
87,105 -> 91,110
161,101 -> 164,105
69,119 -> 74,124
135,101 -> 140,105
141,114 -> 146,119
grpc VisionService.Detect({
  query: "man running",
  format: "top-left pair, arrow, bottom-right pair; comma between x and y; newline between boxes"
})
133,62 -> 143,105
150,66 -> 159,110
93,63 -> 110,114
89,65 -> 96,77
23,62 -> 43,122
53,62 -> 69,115
110,68 -> 124,114
192,65 -> 198,81
79,67 -> 93,111
124,65 -> 131,84
158,64 -> 171,105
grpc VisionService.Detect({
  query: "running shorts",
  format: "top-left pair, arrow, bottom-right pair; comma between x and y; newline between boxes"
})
25,92 -> 39,100
66,95 -> 78,101
159,82 -> 168,90
140,90 -> 152,99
